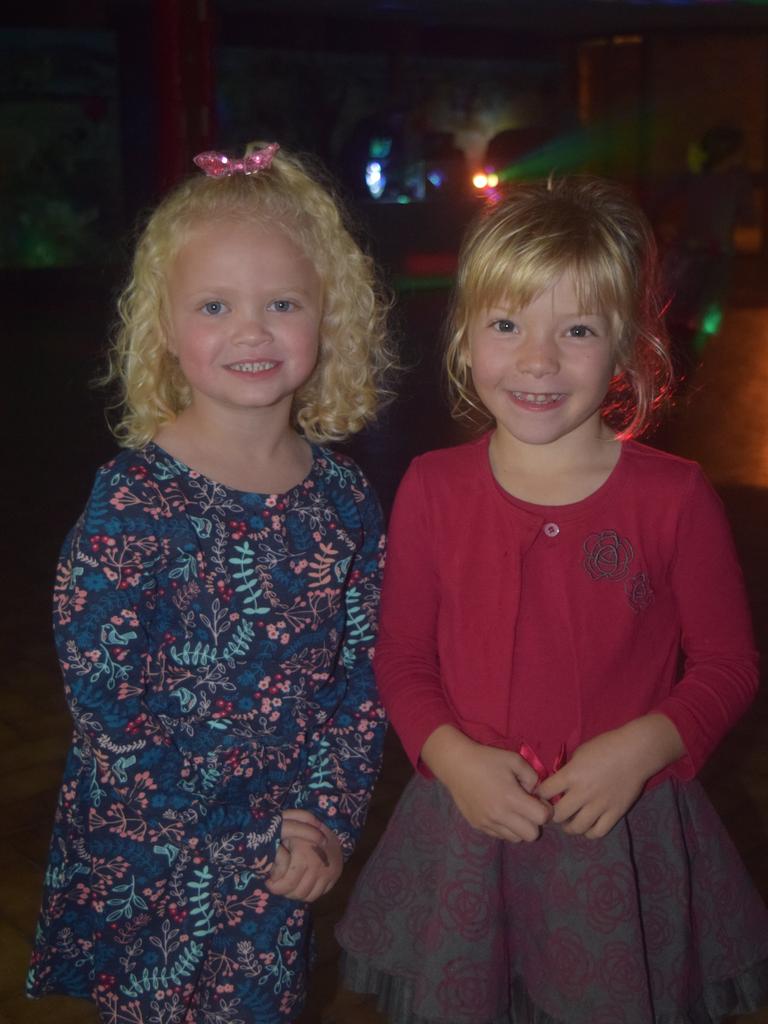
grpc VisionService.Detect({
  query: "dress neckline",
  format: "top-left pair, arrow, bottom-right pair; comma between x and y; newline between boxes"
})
479,431 -> 630,521
144,439 -> 323,500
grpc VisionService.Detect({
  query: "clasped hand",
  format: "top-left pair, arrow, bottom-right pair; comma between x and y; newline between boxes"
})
426,716 -> 683,842
266,808 -> 343,902
423,728 -> 552,842
536,715 -> 684,839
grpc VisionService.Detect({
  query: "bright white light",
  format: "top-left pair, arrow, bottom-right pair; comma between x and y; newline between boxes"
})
472,172 -> 488,189
365,161 -> 386,199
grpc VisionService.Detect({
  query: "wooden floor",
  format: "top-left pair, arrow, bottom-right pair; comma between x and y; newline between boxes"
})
3,299 -> 768,1023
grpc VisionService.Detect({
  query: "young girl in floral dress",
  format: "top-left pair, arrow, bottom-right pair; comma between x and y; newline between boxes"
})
337,176 -> 768,1023
28,142 -> 391,1024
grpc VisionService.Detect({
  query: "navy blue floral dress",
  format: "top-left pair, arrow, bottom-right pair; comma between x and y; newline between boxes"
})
27,442 -> 386,1024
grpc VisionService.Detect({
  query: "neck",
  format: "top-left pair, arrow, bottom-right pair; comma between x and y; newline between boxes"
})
488,425 -> 621,505
154,401 -> 312,494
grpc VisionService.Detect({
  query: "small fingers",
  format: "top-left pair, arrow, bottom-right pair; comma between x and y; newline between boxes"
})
303,877 -> 331,903
560,805 -> 602,837
484,817 -> 542,843
266,859 -> 310,897
309,841 -> 330,867
480,825 -> 522,843
528,796 -> 554,826
280,818 -> 327,846
537,769 -> 567,804
268,844 -> 291,884
508,754 -> 540,794
548,789 -> 582,825
584,814 -> 616,840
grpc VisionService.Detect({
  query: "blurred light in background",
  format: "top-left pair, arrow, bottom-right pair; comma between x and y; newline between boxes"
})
365,160 -> 386,199
472,171 -> 499,189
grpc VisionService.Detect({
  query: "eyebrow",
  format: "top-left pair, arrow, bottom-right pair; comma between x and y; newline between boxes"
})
486,306 -> 606,317
185,284 -> 317,297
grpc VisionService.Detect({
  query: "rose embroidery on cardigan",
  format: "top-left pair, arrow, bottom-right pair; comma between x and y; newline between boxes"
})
582,530 -> 634,581
626,572 -> 654,612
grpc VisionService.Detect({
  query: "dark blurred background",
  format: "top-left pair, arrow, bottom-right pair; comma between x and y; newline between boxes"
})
2,3 -> 768,1022
3,0 -> 768,533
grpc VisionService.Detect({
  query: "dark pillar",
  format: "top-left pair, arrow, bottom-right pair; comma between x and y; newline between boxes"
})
153,0 -> 216,194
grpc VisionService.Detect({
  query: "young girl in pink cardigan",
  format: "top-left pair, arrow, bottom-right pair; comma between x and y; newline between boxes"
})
337,176 -> 768,1023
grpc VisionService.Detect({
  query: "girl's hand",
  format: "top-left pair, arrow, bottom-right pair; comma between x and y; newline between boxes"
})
266,809 -> 344,902
421,725 -> 552,842
536,714 -> 685,839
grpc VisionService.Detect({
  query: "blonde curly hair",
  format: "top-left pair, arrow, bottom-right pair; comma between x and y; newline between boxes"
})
446,176 -> 673,439
105,143 -> 393,447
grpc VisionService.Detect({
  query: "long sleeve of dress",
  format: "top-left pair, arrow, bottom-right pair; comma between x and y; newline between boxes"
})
290,467 -> 388,857
654,468 -> 759,776
373,460 -> 459,770
55,466 -> 281,873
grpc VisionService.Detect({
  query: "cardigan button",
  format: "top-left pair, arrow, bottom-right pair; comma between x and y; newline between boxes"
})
543,522 -> 560,538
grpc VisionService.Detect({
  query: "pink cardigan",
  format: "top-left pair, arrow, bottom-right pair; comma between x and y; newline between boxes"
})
374,435 -> 758,786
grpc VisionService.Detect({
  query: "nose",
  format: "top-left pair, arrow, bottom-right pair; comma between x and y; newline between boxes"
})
516,332 -> 559,378
234,311 -> 272,346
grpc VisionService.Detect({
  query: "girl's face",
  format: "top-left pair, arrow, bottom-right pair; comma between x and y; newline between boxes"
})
466,270 -> 619,456
165,218 -> 323,426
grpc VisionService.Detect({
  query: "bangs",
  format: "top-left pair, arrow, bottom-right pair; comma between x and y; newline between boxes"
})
464,232 -> 628,320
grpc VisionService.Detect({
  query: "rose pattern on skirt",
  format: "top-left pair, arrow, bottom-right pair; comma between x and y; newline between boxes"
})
368,855 -> 413,910
337,774 -> 768,1024
436,956 -> 493,1017
338,899 -> 393,958
583,863 -> 636,934
601,941 -> 648,1000
545,927 -> 596,1000
439,869 -> 494,941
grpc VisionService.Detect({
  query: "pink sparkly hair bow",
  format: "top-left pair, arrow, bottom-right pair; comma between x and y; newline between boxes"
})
193,143 -> 280,178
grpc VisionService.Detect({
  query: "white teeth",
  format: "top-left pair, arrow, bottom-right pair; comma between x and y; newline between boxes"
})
511,391 -> 564,404
229,361 -> 277,372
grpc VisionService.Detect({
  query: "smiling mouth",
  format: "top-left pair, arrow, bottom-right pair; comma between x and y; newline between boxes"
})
511,391 -> 566,405
227,361 -> 278,373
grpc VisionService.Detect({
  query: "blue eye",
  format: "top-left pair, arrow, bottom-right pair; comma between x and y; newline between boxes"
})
568,324 -> 595,338
492,319 -> 516,333
202,301 -> 225,316
269,299 -> 296,313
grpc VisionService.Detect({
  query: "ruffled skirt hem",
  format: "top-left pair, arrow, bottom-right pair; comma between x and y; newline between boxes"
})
341,953 -> 768,1024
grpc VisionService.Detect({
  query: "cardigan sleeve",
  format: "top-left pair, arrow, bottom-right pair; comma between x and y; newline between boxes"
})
373,459 -> 461,771
654,466 -> 759,777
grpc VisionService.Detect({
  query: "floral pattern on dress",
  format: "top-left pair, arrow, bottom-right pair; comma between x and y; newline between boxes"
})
28,442 -> 386,1024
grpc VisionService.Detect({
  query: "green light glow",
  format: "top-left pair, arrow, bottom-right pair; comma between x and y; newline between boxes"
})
370,137 -> 392,159
496,118 -> 647,183
700,304 -> 724,336
393,274 -> 454,293
692,303 -> 724,352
